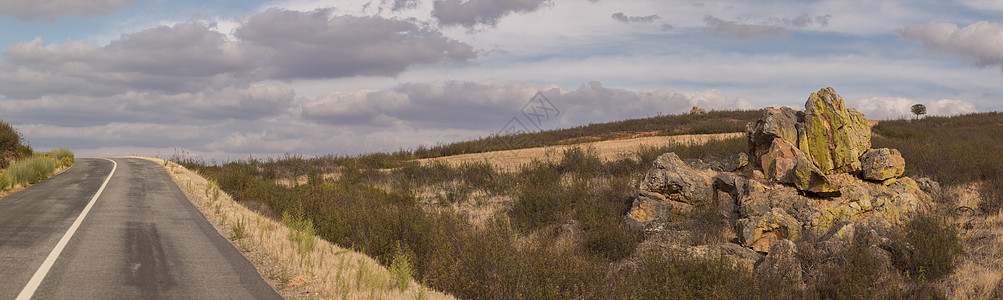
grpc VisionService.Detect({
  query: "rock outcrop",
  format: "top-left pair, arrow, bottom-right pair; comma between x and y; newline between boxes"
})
627,153 -> 711,230
747,87 -> 882,195
626,87 -> 932,256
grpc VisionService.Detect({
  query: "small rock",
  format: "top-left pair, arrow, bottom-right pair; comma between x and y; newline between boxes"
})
860,148 -> 906,181
738,207 -> 801,252
714,172 -> 748,197
713,152 -> 749,172
684,158 -> 711,171
625,191 -> 693,231
916,177 -> 941,195
792,155 -> 840,197
760,139 -> 802,184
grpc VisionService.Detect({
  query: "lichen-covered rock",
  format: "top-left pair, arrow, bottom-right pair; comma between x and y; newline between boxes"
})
628,152 -> 711,231
638,153 -> 714,205
860,148 -> 906,181
626,190 -> 693,231
792,155 -> 840,196
738,207 -> 801,252
801,87 -> 871,174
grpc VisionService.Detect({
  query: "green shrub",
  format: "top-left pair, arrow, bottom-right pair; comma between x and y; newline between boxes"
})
0,120 -> 32,169
48,148 -> 74,167
807,235 -> 896,299
893,214 -> 962,282
389,242 -> 414,291
282,207 -> 317,256
231,216 -> 247,240
0,173 -> 11,190
510,163 -> 565,231
6,156 -> 56,185
557,146 -> 602,175
979,175 -> 1003,215
612,249 -> 758,299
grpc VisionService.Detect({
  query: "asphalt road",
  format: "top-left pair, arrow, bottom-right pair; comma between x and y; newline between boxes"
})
0,158 -> 280,299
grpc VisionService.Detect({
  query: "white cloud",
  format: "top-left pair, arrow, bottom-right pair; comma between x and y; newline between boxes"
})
899,21 -> 1003,72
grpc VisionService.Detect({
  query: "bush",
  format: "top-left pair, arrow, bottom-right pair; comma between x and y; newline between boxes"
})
893,214 -> 962,282
510,163 -> 566,231
282,207 -> 317,256
0,120 -> 32,169
612,249 -> 758,299
979,175 -> 1003,215
389,242 -> 414,291
6,156 -> 56,186
807,235 -> 896,299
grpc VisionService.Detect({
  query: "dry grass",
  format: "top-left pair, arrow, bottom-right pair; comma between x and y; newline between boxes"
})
415,132 -> 743,172
941,183 -> 1003,299
137,157 -> 452,300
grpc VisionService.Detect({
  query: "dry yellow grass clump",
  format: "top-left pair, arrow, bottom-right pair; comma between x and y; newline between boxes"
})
942,183 -> 1003,299
140,157 -> 452,300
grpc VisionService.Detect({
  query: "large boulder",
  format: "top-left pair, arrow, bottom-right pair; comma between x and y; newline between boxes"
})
627,153 -> 711,230
637,153 -> 714,205
860,148 -> 906,181
800,87 -> 871,174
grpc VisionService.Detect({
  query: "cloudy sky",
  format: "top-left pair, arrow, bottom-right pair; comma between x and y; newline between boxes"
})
0,0 -> 1000,160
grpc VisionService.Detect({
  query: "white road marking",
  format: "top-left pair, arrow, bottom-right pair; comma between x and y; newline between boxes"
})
16,158 -> 118,300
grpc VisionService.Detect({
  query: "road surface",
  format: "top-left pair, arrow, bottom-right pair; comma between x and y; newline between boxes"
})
0,158 -> 280,299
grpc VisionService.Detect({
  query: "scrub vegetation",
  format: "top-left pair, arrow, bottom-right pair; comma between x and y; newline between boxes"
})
0,119 -> 74,192
171,111 -> 1003,299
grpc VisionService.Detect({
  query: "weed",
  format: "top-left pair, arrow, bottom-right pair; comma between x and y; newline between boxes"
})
283,207 -> 317,256
49,148 -> 74,167
389,242 -> 414,291
231,216 -> 247,240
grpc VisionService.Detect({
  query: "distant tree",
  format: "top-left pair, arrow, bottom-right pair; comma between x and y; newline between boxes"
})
911,104 -> 927,119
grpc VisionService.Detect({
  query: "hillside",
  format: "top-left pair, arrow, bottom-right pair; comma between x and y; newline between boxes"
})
416,132 -> 743,172
175,106 -> 1003,299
